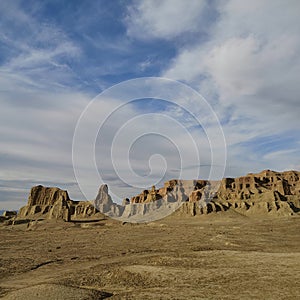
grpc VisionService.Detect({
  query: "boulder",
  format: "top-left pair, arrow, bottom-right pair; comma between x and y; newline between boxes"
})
2,210 -> 17,217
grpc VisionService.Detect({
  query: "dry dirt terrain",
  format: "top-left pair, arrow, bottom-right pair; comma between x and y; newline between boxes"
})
0,212 -> 299,299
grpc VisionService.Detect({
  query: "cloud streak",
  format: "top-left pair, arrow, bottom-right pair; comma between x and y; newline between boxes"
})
126,0 -> 208,40
1,1 -> 299,210
155,0 -> 300,174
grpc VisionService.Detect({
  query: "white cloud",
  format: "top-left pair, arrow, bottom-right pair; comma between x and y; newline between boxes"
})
2,0 -> 300,210
0,1 -> 81,92
72,82 -> 226,202
0,2 -> 88,209
202,35 -> 300,103
126,0 -> 207,39
156,0 -> 300,174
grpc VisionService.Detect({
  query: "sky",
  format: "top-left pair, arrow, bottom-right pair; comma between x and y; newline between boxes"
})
1,0 -> 300,209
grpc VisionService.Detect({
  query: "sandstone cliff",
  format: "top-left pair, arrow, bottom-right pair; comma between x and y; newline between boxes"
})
15,170 -> 300,222
131,170 -> 300,217
18,185 -> 102,222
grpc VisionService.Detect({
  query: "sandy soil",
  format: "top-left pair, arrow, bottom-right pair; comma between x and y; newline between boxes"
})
0,212 -> 299,299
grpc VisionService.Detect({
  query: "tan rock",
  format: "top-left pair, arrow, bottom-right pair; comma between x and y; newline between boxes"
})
129,170 -> 300,217
14,169 -> 300,222
2,210 -> 17,217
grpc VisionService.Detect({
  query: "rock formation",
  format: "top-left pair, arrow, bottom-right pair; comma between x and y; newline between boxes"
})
122,198 -> 130,206
18,186 -> 71,221
175,170 -> 300,216
128,170 -> 300,217
0,210 -> 17,223
17,185 -> 102,222
95,184 -> 114,213
2,210 -> 17,217
13,170 -> 300,223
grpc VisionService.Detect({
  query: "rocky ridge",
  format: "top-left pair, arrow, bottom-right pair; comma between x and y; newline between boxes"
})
18,186 -> 101,222
10,170 -> 300,223
179,169 -> 300,216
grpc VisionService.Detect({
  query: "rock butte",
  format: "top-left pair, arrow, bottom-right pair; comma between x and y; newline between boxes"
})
7,169 -> 300,223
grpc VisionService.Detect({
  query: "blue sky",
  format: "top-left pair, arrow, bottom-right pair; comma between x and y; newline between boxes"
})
1,0 -> 300,209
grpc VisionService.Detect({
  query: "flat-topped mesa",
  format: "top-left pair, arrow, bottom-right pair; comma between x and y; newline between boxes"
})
28,185 -> 70,206
18,185 -> 101,222
18,185 -> 71,221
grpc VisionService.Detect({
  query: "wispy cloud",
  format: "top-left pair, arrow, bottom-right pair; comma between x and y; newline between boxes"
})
0,2 -> 87,93
125,0 -> 208,40
125,0 -> 300,175
1,1 -> 299,210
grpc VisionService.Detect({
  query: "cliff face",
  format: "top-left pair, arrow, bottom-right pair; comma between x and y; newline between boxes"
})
18,185 -> 101,221
16,170 -> 300,222
130,170 -> 300,217
27,185 -> 70,206
130,170 -> 300,203
18,186 -> 71,221
216,170 -> 300,201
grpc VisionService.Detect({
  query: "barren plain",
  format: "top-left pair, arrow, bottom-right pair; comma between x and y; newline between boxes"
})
0,212 -> 299,299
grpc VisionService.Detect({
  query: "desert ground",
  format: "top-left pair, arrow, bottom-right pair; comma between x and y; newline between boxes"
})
0,212 -> 299,299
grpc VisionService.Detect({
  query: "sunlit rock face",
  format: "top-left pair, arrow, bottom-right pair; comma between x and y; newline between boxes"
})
16,170 -> 300,222
18,185 -> 99,221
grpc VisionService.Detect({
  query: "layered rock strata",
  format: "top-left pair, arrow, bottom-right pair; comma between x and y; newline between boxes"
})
18,185 -> 100,221
15,170 -> 300,222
